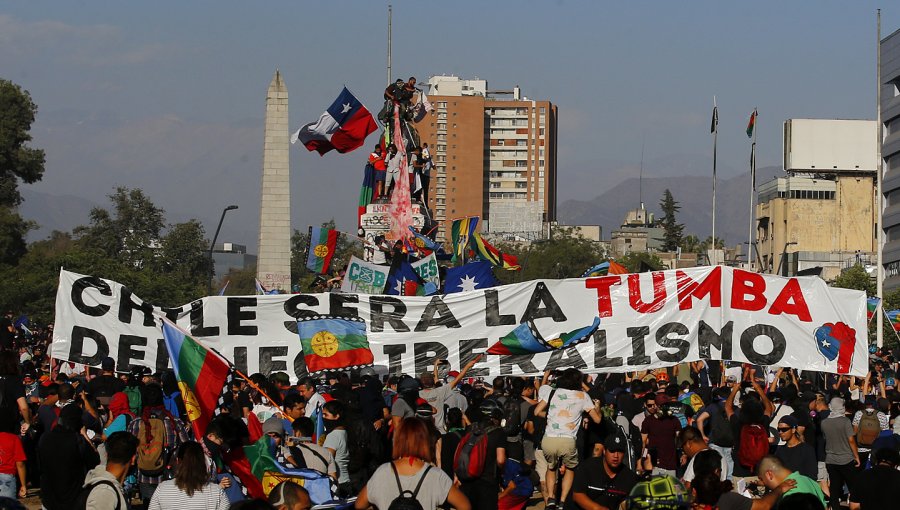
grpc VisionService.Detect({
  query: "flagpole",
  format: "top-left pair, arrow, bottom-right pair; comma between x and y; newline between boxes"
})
748,108 -> 757,270
711,97 -> 718,264
387,5 -> 392,86
877,9 -> 885,348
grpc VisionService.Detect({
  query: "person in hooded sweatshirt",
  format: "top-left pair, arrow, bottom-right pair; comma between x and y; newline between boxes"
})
82,431 -> 138,509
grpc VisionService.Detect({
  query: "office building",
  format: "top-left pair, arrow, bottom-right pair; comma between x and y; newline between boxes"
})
212,243 -> 257,281
881,28 -> 900,290
756,119 -> 877,279
418,76 -> 557,242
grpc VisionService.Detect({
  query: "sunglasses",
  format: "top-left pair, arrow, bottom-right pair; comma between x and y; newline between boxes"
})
777,427 -> 792,432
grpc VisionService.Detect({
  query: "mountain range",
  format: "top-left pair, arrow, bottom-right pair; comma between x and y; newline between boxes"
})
558,165 -> 784,245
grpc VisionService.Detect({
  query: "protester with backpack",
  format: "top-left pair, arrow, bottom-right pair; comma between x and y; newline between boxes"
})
354,417 -> 470,510
725,374 -> 775,481
852,397 -> 889,467
102,392 -> 133,439
455,399 -> 506,510
79,431 -> 138,510
127,383 -> 189,503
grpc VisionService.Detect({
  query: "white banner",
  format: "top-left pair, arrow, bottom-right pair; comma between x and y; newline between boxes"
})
51,266 -> 868,379
411,253 -> 440,289
340,256 -> 388,294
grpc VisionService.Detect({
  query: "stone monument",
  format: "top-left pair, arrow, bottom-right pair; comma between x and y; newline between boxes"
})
256,70 -> 292,291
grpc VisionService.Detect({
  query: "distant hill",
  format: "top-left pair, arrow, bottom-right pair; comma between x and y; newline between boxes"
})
20,189 -> 100,241
558,165 -> 784,245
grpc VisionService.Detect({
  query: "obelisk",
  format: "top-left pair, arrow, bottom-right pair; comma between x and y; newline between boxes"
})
256,70 -> 292,291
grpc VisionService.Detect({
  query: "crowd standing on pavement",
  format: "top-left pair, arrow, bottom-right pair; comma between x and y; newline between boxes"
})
2,312 -> 900,510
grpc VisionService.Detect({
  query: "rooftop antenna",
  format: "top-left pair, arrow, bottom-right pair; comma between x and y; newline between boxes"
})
639,137 -> 645,211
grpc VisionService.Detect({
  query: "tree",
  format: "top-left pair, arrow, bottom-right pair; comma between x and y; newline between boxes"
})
680,234 -> 701,253
0,79 -> 45,207
658,189 -> 684,252
494,228 -> 607,285
617,252 -> 664,273
290,219 -> 363,290
75,187 -> 165,269
831,264 -> 875,295
0,79 -> 45,265
699,236 -> 725,251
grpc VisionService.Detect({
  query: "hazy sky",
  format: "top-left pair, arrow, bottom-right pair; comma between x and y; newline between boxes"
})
2,2 -> 897,248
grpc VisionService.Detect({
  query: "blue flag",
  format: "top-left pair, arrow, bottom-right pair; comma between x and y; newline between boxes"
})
444,261 -> 497,294
386,262 -> 422,295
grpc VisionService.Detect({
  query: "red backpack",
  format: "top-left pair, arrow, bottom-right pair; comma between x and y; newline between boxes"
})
737,424 -> 769,469
453,425 -> 493,481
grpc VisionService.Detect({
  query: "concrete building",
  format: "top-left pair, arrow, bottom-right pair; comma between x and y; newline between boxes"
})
756,119 -> 877,280
881,28 -> 900,290
609,205 -> 665,258
256,71 -> 292,291
418,75 -> 557,242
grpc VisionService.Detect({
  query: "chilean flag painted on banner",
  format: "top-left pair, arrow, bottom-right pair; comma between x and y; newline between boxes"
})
291,87 -> 378,155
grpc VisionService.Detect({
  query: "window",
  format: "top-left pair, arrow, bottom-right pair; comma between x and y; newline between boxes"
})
540,107 -> 546,114
497,140 -> 504,146
540,129 -> 545,136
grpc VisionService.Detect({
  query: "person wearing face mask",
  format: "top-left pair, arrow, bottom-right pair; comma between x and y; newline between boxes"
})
322,400 -> 352,497
203,415 -> 244,503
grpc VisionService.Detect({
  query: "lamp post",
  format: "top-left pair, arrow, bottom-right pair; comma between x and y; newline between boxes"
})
208,205 -> 239,295
776,241 -> 797,277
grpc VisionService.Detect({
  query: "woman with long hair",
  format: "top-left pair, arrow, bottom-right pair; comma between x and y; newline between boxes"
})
148,441 -> 229,509
354,417 -> 469,510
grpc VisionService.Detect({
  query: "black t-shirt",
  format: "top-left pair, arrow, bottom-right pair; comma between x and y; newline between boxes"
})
567,457 -> 638,510
774,442 -> 817,479
440,430 -> 464,479
0,376 -> 24,433
460,425 -> 505,484
0,318 -> 13,350
86,375 -> 124,399
850,464 -> 900,509
525,404 -> 547,444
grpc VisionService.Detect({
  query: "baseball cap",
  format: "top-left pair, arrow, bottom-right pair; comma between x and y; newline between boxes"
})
778,415 -> 799,428
604,432 -> 628,453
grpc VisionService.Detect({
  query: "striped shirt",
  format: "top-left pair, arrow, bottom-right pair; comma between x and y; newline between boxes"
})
147,479 -> 230,510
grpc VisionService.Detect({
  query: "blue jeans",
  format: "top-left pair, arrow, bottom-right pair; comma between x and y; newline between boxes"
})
0,473 -> 16,499
709,444 -> 734,480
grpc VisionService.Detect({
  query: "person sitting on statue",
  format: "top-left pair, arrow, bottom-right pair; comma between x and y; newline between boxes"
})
398,77 -> 417,120
379,79 -> 405,124
410,147 -> 425,203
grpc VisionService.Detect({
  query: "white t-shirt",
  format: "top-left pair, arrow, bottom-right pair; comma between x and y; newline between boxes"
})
366,463 -> 452,510
323,429 -> 350,484
683,449 -> 727,482
538,386 -> 594,439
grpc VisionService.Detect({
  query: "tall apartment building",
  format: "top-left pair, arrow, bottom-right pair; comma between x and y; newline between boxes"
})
417,76 -> 557,242
880,28 -> 900,290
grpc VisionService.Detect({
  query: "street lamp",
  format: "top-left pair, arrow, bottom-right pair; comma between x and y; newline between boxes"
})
208,205 -> 239,295
776,241 -> 798,277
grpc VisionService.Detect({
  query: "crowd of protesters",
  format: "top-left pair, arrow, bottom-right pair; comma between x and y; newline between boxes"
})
2,312 -> 900,509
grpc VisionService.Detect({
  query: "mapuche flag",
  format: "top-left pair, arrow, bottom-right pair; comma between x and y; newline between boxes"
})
488,316 -> 602,355
867,297 -> 881,322
160,320 -> 231,441
291,87 -> 378,155
297,316 -> 373,375
305,226 -> 339,274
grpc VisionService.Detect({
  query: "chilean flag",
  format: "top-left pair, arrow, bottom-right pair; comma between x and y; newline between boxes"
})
291,87 -> 378,156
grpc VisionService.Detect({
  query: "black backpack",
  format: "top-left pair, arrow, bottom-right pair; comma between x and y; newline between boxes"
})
502,396 -> 523,438
387,462 -> 431,510
74,479 -> 122,510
